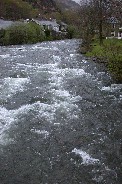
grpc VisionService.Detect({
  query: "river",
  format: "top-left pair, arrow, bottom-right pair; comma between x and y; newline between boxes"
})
0,39 -> 122,184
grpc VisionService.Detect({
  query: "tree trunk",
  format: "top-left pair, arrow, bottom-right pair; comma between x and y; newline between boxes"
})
99,0 -> 103,45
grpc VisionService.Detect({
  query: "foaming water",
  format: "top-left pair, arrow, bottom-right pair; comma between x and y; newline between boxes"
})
0,102 -> 53,144
0,97 -> 79,144
31,129 -> 49,138
0,77 -> 30,100
0,107 -> 14,133
101,84 -> 122,92
0,39 -> 122,184
31,45 -> 50,51
72,148 -> 100,165
0,49 -> 84,144
0,54 -> 10,59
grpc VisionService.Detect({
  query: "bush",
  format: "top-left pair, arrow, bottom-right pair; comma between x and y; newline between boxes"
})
44,28 -> 53,41
104,39 -> 122,82
67,25 -> 77,39
3,22 -> 45,45
86,39 -> 122,82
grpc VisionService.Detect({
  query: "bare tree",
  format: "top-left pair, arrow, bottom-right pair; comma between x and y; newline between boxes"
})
79,0 -> 122,45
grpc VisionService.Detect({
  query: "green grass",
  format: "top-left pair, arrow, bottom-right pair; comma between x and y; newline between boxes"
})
86,44 -> 104,57
86,39 -> 122,82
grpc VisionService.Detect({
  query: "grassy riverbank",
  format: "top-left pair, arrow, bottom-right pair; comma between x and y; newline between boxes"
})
85,39 -> 122,83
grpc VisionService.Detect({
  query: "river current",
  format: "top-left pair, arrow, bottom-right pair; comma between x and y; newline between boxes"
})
0,39 -> 122,184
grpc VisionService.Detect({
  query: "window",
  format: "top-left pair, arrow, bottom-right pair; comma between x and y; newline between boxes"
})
111,31 -> 115,37
118,32 -> 122,38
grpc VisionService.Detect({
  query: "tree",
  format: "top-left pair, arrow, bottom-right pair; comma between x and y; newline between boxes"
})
78,1 -> 97,47
79,0 -> 122,45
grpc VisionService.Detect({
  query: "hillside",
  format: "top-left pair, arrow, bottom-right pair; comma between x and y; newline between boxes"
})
23,0 -> 57,12
54,0 -> 80,10
0,0 -> 38,20
0,0 -> 80,20
23,0 -> 80,11
0,0 -> 59,20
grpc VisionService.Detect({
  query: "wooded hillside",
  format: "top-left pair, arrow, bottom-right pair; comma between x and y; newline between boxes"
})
0,0 -> 39,20
0,0 -> 58,20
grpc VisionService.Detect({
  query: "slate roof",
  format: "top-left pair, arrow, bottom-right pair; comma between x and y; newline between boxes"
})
32,19 -> 59,27
59,22 -> 67,26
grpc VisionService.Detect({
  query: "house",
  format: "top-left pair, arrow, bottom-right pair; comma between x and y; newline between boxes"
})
59,21 -> 68,32
29,18 -> 68,39
32,19 -> 60,32
106,17 -> 122,39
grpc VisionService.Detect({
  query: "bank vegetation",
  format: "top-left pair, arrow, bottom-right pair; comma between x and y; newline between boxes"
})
79,0 -> 122,82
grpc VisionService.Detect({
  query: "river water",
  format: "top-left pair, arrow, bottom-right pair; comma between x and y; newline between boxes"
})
0,39 -> 122,184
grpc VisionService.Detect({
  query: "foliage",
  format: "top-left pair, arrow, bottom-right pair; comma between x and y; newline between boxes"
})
104,39 -> 122,82
44,28 -> 53,41
86,39 -> 122,82
61,10 -> 82,38
3,22 -> 45,45
78,2 -> 97,47
67,25 -> 76,39
44,28 -> 51,38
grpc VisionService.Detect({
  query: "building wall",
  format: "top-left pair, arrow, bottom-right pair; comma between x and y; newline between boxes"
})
106,23 -> 122,39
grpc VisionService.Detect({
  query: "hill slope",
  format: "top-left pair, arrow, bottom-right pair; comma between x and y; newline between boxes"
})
54,0 -> 80,10
23,0 -> 57,12
0,0 -> 38,20
0,0 -> 80,20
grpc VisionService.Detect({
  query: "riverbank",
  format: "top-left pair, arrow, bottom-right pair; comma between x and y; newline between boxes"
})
81,39 -> 122,83
0,22 -> 70,46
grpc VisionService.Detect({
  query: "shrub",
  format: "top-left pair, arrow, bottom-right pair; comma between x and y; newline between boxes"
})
3,22 -> 45,45
104,39 -> 122,82
67,25 -> 76,39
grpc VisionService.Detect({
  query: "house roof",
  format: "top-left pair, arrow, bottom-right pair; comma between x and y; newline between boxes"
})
32,19 -> 59,27
59,22 -> 67,26
0,19 -> 13,29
